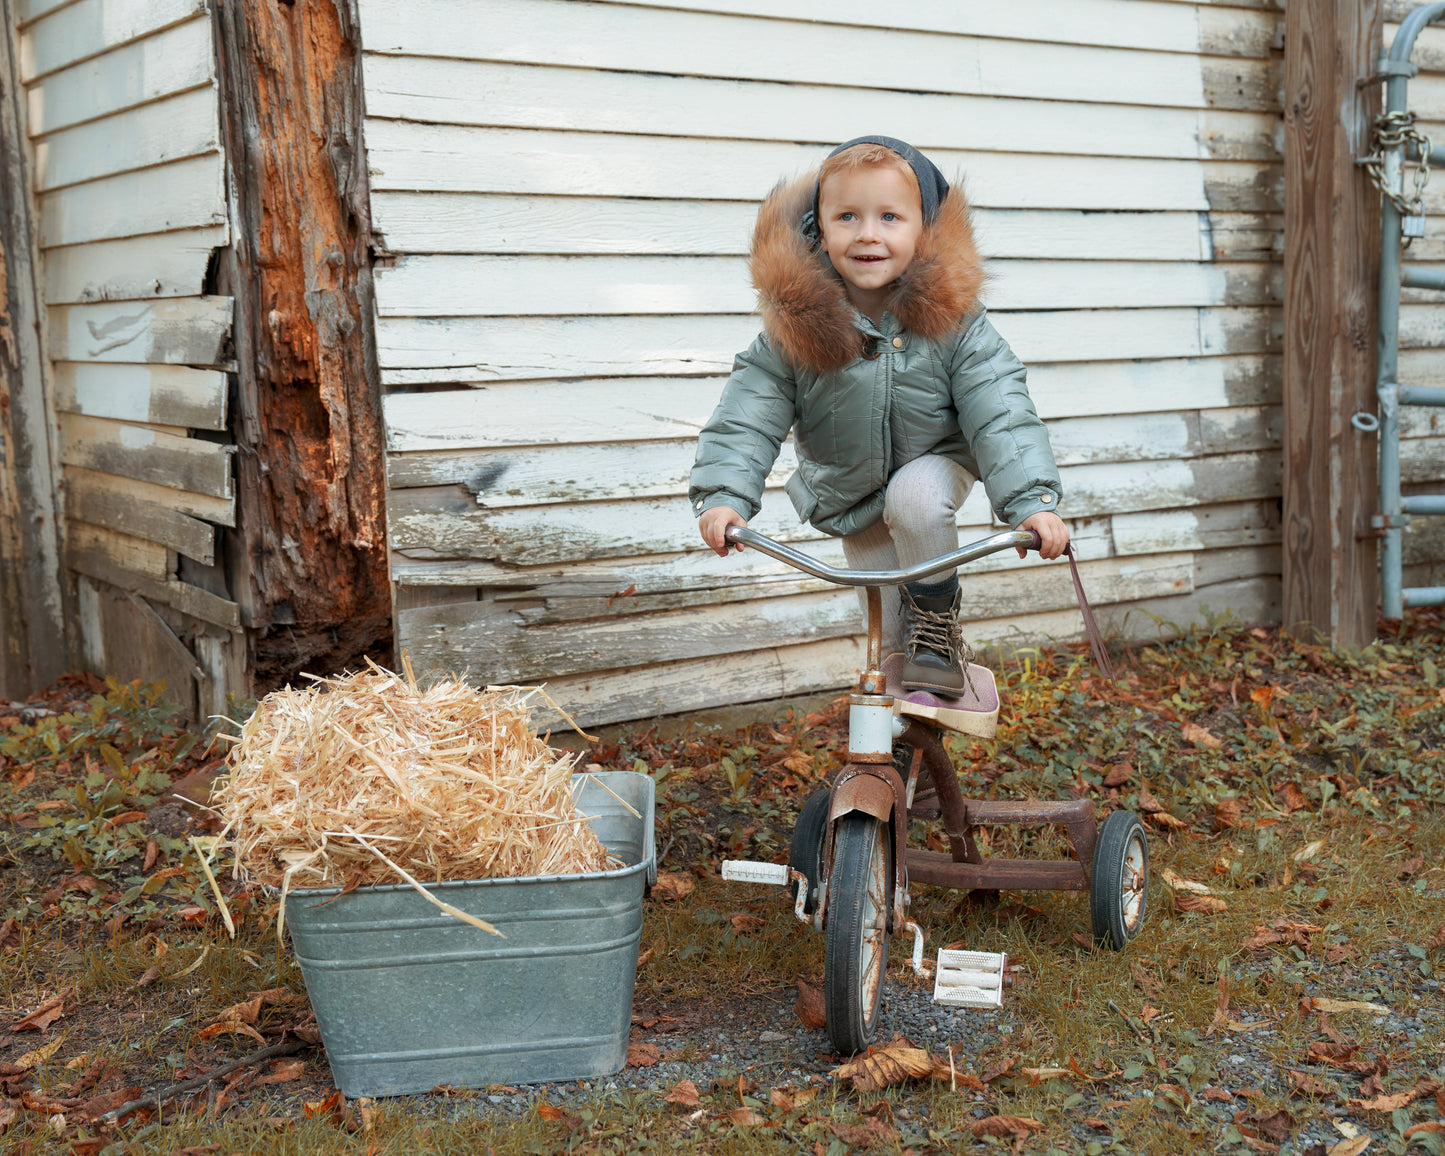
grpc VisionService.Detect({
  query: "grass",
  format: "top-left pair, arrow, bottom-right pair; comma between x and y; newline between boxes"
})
1,612 -> 1443,1154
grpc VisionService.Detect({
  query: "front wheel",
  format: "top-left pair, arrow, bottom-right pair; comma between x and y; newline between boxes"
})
824,813 -> 893,1054
1090,810 -> 1149,949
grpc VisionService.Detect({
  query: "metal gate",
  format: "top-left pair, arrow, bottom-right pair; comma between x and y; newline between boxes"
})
1373,3 -> 1445,615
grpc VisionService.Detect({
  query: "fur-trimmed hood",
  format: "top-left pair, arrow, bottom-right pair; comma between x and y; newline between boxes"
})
749,172 -> 985,375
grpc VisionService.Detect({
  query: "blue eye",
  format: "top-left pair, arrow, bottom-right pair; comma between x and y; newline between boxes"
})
882,212 -> 898,221
839,212 -> 855,221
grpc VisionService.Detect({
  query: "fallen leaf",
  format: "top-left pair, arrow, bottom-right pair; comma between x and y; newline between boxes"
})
76,1086 -> 142,1123
133,966 -> 160,989
1238,1108 -> 1295,1143
1311,997 -> 1389,1016
255,1060 -> 306,1086
1183,721 -> 1224,749
1348,1077 -> 1441,1112
729,1108 -> 763,1126
665,1079 -> 700,1108
1326,1137 -> 1371,1156
1023,1066 -> 1071,1082
209,995 -> 263,1026
835,1041 -> 933,1092
794,980 -> 826,1029
830,1118 -> 897,1146
1293,840 -> 1326,863
971,1115 -> 1043,1139
770,1087 -> 794,1111
1397,854 -> 1424,879
729,913 -> 764,932
980,1055 -> 1020,1083
650,873 -> 695,902
301,1090 -> 344,1123
1175,893 -> 1228,914
1103,761 -> 1133,786
1161,869 -> 1212,894
1404,1123 -> 1445,1139
626,1041 -> 660,1068
635,947 -> 655,968
1147,810 -> 1188,829
1136,786 -> 1165,813
15,1032 -> 67,1070
9,995 -> 66,1032
1278,782 -> 1308,812
1325,944 -> 1360,964
1215,798 -> 1245,830
197,1021 -> 266,1045
1288,1070 -> 1338,1098
1201,1086 -> 1235,1103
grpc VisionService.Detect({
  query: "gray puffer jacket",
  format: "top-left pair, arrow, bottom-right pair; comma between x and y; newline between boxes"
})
689,173 -> 1061,538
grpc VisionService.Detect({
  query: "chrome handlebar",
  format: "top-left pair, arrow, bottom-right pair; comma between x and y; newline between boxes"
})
722,526 -> 1041,587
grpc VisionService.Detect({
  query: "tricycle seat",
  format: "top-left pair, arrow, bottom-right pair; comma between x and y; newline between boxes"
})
882,652 -> 999,739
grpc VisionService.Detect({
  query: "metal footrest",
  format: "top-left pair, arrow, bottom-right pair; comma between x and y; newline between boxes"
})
933,949 -> 1009,1008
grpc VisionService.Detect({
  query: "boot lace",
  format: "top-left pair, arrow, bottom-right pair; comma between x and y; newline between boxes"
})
904,598 -> 978,696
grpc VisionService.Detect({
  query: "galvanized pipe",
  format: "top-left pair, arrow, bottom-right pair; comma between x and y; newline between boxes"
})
1399,384 -> 1445,405
1404,586 -> 1445,607
1403,494 -> 1445,514
1376,4 -> 1445,616
1401,265 -> 1445,290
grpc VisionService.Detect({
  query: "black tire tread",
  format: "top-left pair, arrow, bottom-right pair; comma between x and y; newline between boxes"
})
824,813 -> 891,1055
1090,810 -> 1149,950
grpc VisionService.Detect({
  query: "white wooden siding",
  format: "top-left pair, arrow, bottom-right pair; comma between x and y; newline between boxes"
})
16,0 -> 240,645
356,0 -> 1375,727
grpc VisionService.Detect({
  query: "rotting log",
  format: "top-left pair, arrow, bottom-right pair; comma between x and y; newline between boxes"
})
1282,0 -> 1382,645
213,0 -> 390,685
0,0 -> 67,697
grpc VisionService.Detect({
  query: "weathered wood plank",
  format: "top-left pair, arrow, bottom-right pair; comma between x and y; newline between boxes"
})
364,55 -> 1279,163
67,520 -> 170,581
370,195 -> 1220,261
363,124 -> 1215,211
43,225 -> 228,305
376,308 -> 1279,384
47,296 -> 231,366
63,465 -> 233,526
19,0 -> 205,81
387,452 -> 1281,566
24,15 -> 213,135
39,154 -> 226,248
68,539 -> 239,629
53,361 -> 226,429
214,0 -> 392,674
0,3 -> 68,696
1112,500 -> 1283,554
60,412 -> 233,498
373,255 -> 1280,318
1400,435 -> 1445,483
1281,0 -> 1380,642
380,357 -> 1279,456
1194,544 -> 1280,587
355,0 -> 1279,111
33,85 -> 218,192
65,468 -> 217,561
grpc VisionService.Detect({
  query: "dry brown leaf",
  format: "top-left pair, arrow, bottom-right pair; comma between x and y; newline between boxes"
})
9,995 -> 66,1033
971,1115 -> 1044,1139
1103,761 -> 1133,786
665,1079 -> 700,1108
651,872 -> 695,902
626,1041 -> 661,1068
1293,840 -> 1326,863
729,1108 -> 764,1126
794,980 -> 826,1029
209,995 -> 263,1027
1326,1136 -> 1371,1156
15,1033 -> 66,1070
729,913 -> 764,932
1136,786 -> 1165,813
197,1020 -> 267,1045
1023,1066 -> 1071,1082
1278,782 -> 1308,811
1147,810 -> 1188,829
769,1088 -> 793,1111
1183,722 -> 1224,749
255,1060 -> 306,1086
1175,893 -> 1228,914
1287,1070 -> 1338,1098
981,1054 -> 1020,1083
133,966 -> 160,989
1161,868 -> 1212,894
1312,997 -> 1389,1015
1238,1108 -> 1295,1143
1215,798 -> 1245,830
301,1090 -> 345,1123
1201,1087 -> 1235,1103
835,1042 -> 933,1092
1404,1123 -> 1445,1139
1349,1077 -> 1441,1112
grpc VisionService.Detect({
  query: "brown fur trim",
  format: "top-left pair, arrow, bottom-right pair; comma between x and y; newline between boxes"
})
747,170 -> 984,375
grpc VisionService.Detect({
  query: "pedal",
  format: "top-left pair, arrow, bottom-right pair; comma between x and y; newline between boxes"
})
933,949 -> 1009,1008
720,860 -> 789,885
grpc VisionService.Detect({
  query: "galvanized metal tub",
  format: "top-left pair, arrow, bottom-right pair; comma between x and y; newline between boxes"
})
284,771 -> 655,1098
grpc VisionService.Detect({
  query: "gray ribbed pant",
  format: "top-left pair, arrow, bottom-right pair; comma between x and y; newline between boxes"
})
840,454 -> 976,654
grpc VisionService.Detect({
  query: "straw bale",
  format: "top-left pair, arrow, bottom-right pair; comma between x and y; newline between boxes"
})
214,663 -> 615,893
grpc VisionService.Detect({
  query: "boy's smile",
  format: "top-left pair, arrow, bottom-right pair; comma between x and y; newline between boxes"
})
817,165 -> 924,322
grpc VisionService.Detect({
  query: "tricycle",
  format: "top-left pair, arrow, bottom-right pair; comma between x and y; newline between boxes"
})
720,524 -> 1149,1055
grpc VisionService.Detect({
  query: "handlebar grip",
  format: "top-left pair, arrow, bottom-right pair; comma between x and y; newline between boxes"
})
1027,528 -> 1043,552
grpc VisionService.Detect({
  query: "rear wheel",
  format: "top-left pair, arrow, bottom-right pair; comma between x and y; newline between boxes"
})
1090,811 -> 1149,949
824,813 -> 892,1054
788,788 -> 830,915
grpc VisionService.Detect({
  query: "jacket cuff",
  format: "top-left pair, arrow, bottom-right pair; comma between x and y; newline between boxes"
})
1005,488 -> 1062,527
693,492 -> 757,521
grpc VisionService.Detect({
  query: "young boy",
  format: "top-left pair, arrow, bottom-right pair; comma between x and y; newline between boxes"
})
689,136 -> 1068,695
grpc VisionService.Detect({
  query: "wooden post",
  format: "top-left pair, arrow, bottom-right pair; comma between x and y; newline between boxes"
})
212,0 -> 391,684
1282,0 -> 1382,646
0,0 -> 67,697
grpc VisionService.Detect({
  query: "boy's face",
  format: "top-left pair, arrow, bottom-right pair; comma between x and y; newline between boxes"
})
817,164 -> 924,303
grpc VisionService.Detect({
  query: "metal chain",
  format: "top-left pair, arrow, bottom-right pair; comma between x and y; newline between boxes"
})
1360,110 -> 1433,240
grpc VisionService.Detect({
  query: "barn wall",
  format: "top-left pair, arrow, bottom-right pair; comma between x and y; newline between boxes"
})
16,0 -> 242,717
360,0 -> 1436,727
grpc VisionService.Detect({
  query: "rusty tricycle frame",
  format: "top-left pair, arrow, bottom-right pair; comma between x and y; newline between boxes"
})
723,524 -> 1149,1055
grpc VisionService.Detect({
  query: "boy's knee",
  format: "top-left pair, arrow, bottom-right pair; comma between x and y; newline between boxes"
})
883,475 -> 957,531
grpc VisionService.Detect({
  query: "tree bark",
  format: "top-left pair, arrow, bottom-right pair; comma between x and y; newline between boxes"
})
1282,0 -> 1382,646
212,0 -> 391,684
0,0 -> 67,697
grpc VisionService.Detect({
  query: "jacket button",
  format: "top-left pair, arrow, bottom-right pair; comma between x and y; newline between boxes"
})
1040,493 -> 1053,504
892,337 -> 903,348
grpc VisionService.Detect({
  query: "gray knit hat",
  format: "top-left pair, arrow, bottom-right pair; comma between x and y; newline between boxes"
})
802,135 -> 950,245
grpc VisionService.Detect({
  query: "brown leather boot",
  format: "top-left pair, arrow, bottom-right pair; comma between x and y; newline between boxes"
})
900,578 -> 974,695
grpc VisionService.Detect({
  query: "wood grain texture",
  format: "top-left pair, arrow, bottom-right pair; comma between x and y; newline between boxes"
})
214,0 -> 391,680
53,361 -> 226,430
60,412 -> 232,498
46,296 -> 232,366
1281,0 -> 1381,642
0,0 -> 68,695
43,225 -> 229,305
